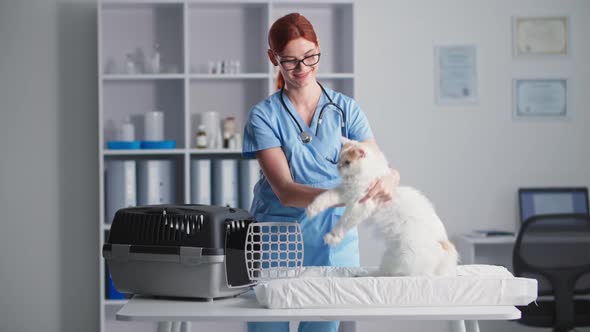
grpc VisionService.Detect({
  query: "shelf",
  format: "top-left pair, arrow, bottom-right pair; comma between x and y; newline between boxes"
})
189,79 -> 268,132
104,149 -> 185,155
100,2 -> 185,75
317,73 -> 354,79
102,0 -> 184,4
457,234 -> 516,244
189,73 -> 269,79
103,74 -> 184,80
271,3 -> 354,73
102,79 -> 185,147
188,2 -> 268,74
104,299 -> 128,306
314,77 -> 355,96
103,149 -> 245,156
186,73 -> 353,80
189,148 -> 242,155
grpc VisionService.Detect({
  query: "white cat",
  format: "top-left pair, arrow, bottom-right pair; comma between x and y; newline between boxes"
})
306,138 -> 458,276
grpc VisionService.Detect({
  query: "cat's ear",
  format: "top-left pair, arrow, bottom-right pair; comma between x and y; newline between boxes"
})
340,136 -> 352,145
351,147 -> 366,160
357,148 -> 366,158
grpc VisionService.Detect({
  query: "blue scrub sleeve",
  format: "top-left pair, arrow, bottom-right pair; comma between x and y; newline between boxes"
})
242,107 -> 282,158
347,100 -> 374,141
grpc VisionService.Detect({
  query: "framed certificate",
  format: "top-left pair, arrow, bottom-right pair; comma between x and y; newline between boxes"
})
513,79 -> 568,119
434,44 -> 478,104
513,16 -> 569,56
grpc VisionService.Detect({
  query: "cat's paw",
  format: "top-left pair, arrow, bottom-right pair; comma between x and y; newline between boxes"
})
324,232 -> 343,247
306,203 -> 322,218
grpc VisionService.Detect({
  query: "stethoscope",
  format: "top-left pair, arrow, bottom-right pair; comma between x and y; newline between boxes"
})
279,81 -> 346,146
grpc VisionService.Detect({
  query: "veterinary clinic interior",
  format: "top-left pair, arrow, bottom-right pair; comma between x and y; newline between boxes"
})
1,1 -> 589,332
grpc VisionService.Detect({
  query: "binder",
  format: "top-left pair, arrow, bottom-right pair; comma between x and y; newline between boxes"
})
190,159 -> 212,205
137,159 -> 176,205
239,159 -> 261,210
105,160 -> 136,224
104,230 -> 126,299
105,264 -> 126,300
211,159 -> 238,208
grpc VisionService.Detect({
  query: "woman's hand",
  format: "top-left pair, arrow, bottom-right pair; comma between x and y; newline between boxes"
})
359,168 -> 400,204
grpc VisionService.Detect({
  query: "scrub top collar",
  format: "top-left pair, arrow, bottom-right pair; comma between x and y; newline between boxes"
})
280,84 -> 329,135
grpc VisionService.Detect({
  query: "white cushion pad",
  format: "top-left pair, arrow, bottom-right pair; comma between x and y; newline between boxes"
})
254,265 -> 537,309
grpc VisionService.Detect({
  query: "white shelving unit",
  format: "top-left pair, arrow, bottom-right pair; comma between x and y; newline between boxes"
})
97,1 -> 354,331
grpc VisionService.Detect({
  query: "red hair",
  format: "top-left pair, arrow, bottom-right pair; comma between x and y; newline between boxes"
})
268,13 -> 318,90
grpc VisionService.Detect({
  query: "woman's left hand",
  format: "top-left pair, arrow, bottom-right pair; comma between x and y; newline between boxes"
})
359,168 -> 400,204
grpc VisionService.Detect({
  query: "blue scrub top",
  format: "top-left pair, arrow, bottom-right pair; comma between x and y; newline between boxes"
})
242,85 -> 373,266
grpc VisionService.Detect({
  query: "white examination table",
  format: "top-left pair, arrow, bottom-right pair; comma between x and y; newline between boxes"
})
116,265 -> 537,332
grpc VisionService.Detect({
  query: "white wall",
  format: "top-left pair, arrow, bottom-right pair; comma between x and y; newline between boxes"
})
0,1 -> 589,332
356,1 -> 590,331
0,1 -> 99,332
357,0 -> 590,252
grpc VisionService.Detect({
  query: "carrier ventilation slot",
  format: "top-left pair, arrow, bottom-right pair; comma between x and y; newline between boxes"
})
245,222 -> 304,281
109,207 -> 207,246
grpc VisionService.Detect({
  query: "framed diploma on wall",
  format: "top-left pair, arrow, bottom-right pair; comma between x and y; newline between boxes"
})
434,44 -> 478,104
512,16 -> 569,56
513,78 -> 568,119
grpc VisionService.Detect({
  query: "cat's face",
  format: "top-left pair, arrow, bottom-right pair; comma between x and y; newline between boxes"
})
337,138 -> 368,175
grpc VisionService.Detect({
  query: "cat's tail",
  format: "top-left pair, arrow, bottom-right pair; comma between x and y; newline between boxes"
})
436,240 -> 459,276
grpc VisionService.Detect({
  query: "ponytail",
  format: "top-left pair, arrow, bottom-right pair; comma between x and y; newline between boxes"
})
276,71 -> 285,90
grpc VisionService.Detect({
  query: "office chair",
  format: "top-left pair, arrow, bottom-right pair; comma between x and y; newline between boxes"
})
513,213 -> 590,332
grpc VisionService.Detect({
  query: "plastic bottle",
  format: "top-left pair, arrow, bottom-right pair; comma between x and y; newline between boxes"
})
223,116 -> 237,148
196,124 -> 208,149
125,53 -> 136,74
151,43 -> 160,74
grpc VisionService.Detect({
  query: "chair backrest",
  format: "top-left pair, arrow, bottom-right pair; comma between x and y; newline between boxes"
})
513,213 -> 590,331
514,213 -> 590,296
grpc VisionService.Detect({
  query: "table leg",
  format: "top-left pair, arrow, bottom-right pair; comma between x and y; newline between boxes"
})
450,320 -> 466,332
465,320 -> 480,332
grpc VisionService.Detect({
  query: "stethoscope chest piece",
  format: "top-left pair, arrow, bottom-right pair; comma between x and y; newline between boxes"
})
280,81 -> 345,145
300,131 -> 313,144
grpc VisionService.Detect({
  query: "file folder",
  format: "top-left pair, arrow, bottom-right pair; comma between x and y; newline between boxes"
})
212,159 -> 238,208
190,159 -> 212,205
239,159 -> 261,210
105,160 -> 136,224
137,159 -> 176,205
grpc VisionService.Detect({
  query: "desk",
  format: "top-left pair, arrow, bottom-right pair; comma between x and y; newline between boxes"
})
117,291 -> 521,332
454,233 -> 590,267
454,234 -> 515,266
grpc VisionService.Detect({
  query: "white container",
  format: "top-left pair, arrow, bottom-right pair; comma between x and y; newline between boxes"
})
202,111 -> 222,148
106,160 -> 136,224
144,111 -> 164,141
137,160 -> 175,205
119,117 -> 135,141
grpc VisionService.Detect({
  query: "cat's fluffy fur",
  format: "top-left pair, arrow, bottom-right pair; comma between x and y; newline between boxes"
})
306,138 -> 458,276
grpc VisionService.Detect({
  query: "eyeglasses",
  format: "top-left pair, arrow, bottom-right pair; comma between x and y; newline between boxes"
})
276,53 -> 321,71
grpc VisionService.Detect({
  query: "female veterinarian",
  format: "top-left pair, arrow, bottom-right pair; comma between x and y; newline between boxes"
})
242,13 -> 400,332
